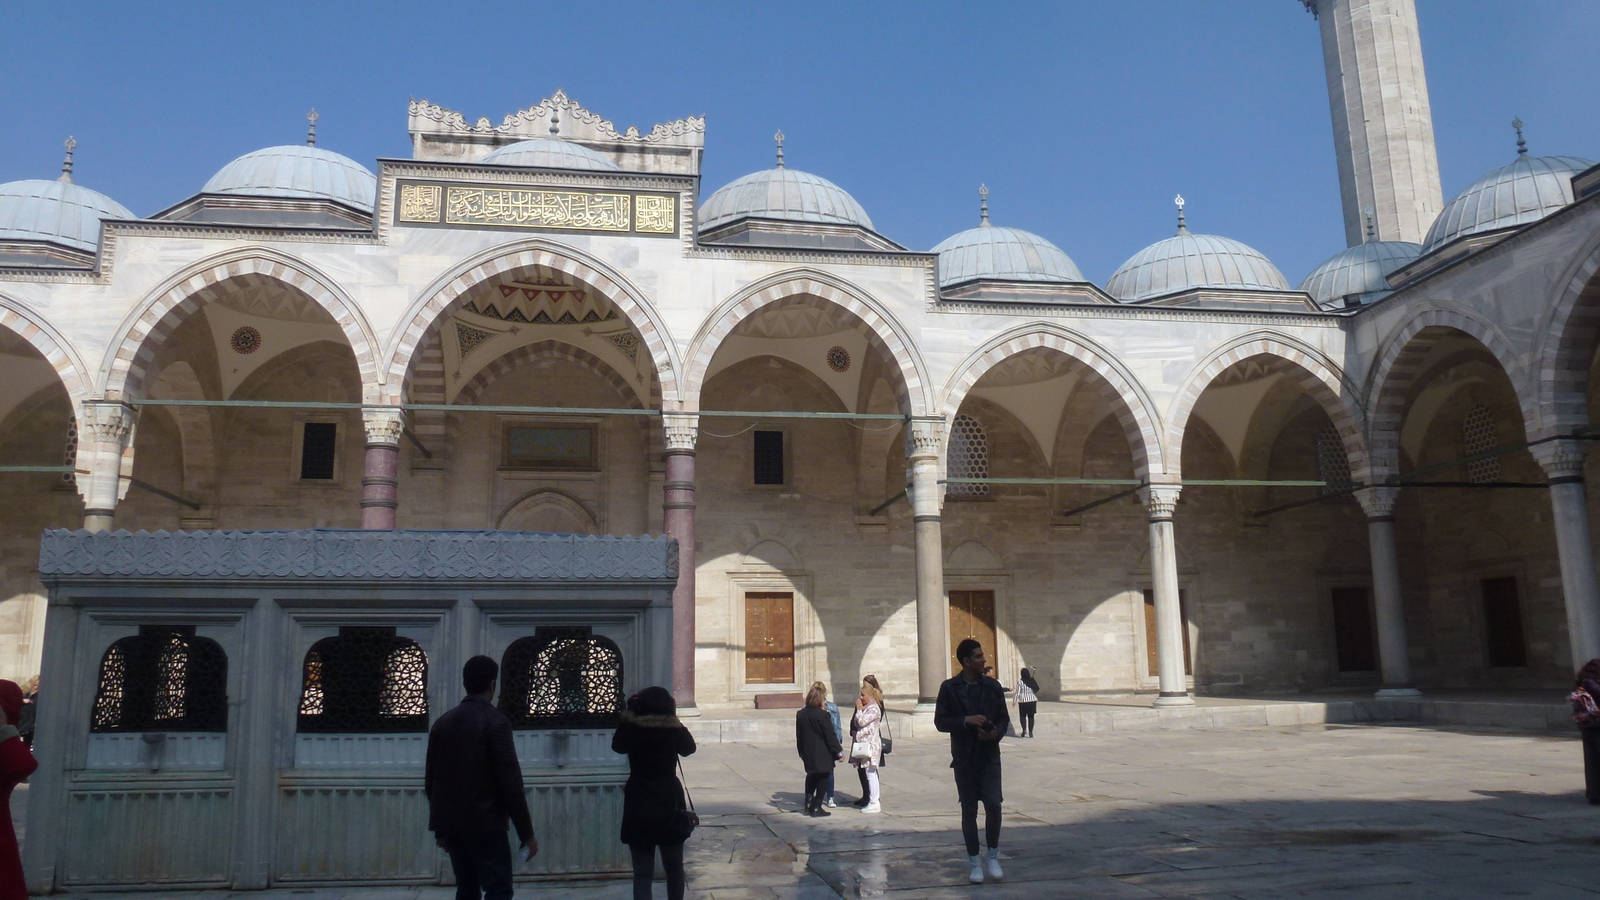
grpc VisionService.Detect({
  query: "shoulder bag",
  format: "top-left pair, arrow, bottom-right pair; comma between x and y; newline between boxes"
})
1571,689 -> 1600,728
879,707 -> 892,766
673,757 -> 699,841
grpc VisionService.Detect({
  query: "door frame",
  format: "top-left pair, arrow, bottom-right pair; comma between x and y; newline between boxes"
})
1316,571 -> 1379,686
726,571 -> 815,700
944,572 -> 1014,691
1130,572 -> 1201,693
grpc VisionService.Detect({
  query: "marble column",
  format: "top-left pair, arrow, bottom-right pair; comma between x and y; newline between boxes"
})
907,419 -> 947,710
1532,440 -> 1600,668
1143,483 -> 1193,707
76,401 -> 136,532
360,407 -> 403,530
1356,486 -> 1419,696
663,413 -> 699,711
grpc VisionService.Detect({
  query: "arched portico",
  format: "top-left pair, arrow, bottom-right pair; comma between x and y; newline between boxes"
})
1534,234 -> 1600,439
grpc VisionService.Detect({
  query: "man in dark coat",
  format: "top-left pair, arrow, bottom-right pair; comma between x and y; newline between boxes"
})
935,639 -> 1010,885
426,655 -> 537,900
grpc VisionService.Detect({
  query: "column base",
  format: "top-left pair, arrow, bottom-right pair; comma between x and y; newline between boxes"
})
676,704 -> 702,719
1153,692 -> 1196,709
1374,687 -> 1422,699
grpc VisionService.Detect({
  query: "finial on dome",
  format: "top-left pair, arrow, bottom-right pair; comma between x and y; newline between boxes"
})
1174,194 -> 1188,235
979,184 -> 990,226
58,136 -> 76,183
1513,116 -> 1526,156
774,130 -> 785,168
1363,205 -> 1376,242
307,109 -> 318,146
550,109 -> 560,136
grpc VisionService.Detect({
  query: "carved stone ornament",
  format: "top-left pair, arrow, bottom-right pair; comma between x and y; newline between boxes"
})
408,91 -> 705,145
362,407 -> 406,447
78,401 -> 136,446
38,529 -> 679,583
1142,484 -> 1182,519
905,419 -> 943,461
662,413 -> 699,452
1530,438 -> 1590,481
1354,486 -> 1399,519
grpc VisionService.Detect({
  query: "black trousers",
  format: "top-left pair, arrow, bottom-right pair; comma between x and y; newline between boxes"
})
442,831 -> 514,900
1018,701 -> 1037,735
1584,728 -> 1600,802
954,758 -> 1004,857
804,771 -> 830,808
628,841 -> 685,900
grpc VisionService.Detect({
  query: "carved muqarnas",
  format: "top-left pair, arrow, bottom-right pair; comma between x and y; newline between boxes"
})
297,626 -> 429,733
91,625 -> 228,732
497,626 -> 624,729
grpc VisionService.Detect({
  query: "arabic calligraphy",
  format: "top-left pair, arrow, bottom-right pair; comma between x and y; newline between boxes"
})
445,187 -> 631,231
398,184 -> 443,223
634,195 -> 676,233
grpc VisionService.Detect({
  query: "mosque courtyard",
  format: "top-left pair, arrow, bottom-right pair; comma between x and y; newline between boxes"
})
32,717 -> 1599,900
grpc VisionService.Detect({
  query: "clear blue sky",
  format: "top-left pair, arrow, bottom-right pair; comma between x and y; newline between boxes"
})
3,1 -> 1596,285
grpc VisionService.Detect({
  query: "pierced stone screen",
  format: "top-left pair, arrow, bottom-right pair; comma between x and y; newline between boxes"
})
91,625 -> 228,732
498,627 -> 624,729
297,626 -> 429,732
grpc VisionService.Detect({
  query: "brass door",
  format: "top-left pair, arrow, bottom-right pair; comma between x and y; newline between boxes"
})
948,590 -> 997,669
1143,589 -> 1192,677
744,592 -> 795,683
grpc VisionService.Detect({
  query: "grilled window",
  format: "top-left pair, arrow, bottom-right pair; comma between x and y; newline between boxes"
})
1316,422 -> 1353,494
297,627 -> 429,732
753,430 -> 785,485
91,626 -> 228,732
1462,404 -> 1500,484
498,627 -> 624,729
300,422 -> 339,480
947,414 -> 989,497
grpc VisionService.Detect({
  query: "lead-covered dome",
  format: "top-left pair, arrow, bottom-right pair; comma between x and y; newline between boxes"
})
1422,153 -> 1595,253
0,178 -> 134,254
1299,240 -> 1422,309
699,167 -> 873,231
932,224 -> 1084,288
480,139 -> 619,171
1108,226 -> 1290,302
203,146 -> 377,212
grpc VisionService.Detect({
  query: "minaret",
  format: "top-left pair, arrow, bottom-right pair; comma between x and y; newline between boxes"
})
1305,0 -> 1444,247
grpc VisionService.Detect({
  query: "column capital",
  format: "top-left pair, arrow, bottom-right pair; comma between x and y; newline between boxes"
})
1531,438 -> 1590,482
78,400 -> 136,445
361,406 -> 405,448
662,412 -> 699,453
1355,485 -> 1400,519
905,418 -> 943,461
1140,483 -> 1181,520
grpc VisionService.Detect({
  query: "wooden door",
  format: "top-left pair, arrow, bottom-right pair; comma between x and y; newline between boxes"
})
1143,589 -> 1192,678
1481,577 -> 1528,668
744,592 -> 795,683
949,590 -> 997,670
1330,587 -> 1377,672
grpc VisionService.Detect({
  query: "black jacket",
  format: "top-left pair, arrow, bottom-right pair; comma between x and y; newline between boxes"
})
795,705 -> 842,774
425,696 -> 534,842
612,711 -> 697,846
933,674 -> 1010,768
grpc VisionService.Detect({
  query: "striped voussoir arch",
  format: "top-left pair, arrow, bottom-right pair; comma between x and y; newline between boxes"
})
384,248 -> 677,407
1537,245 -> 1600,439
683,274 -> 929,417
452,340 -> 658,410
1166,335 -> 1368,483
106,258 -> 378,400
0,304 -> 90,405
1365,308 -> 1535,478
943,330 -> 1166,479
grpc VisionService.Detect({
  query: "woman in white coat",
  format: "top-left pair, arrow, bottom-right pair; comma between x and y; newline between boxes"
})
850,684 -> 884,813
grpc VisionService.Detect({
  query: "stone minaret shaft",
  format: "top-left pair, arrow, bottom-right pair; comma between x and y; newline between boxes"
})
1311,0 -> 1444,246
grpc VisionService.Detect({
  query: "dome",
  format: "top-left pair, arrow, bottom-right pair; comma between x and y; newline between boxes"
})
0,178 -> 134,253
699,167 -> 873,231
1422,153 -> 1595,252
932,224 -> 1084,288
203,146 -> 377,212
1299,240 -> 1422,309
1108,230 -> 1290,302
479,139 -> 619,171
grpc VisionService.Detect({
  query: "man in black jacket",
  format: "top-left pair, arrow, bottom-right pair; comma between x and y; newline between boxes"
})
934,638 -> 1010,885
426,655 -> 537,900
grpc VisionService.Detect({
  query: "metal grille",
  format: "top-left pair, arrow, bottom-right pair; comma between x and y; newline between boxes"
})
498,627 -> 624,729
947,414 -> 989,496
1315,422 -> 1353,494
753,430 -> 784,485
62,421 -> 77,489
297,627 -> 429,732
90,626 -> 228,732
300,422 -> 338,480
1463,403 -> 1501,484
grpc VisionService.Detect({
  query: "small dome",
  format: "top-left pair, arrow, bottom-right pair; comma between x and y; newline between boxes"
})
699,167 -> 873,231
932,224 -> 1084,288
203,146 -> 377,212
1108,231 -> 1290,302
479,139 -> 619,172
1423,153 -> 1595,252
1300,241 -> 1422,309
0,178 -> 134,253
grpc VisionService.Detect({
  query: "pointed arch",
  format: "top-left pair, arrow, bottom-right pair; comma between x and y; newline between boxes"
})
1533,228 -> 1600,439
99,249 -> 379,401
682,268 -> 933,416
1167,331 -> 1368,483
0,292 -> 92,407
497,488 -> 600,534
382,239 -> 680,407
941,325 -> 1166,479
453,340 -> 656,409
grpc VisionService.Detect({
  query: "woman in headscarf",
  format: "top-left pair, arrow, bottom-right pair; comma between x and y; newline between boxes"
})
612,686 -> 696,900
1014,668 -> 1040,738
1574,659 -> 1600,804
0,680 -> 37,900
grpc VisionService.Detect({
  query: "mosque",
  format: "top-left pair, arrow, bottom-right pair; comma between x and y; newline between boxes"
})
7,2 -> 1600,883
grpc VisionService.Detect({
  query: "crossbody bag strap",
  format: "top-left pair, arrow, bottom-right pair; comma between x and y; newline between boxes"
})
677,757 -> 695,812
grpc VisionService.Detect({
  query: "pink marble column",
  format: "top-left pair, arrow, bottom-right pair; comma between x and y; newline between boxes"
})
663,413 -> 699,710
361,408 -> 403,530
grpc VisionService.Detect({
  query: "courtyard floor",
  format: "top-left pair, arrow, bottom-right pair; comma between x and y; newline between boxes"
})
37,721 -> 1600,899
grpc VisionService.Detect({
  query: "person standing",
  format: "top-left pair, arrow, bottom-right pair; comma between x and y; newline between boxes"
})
850,684 -> 884,813
935,639 -> 1010,885
1014,668 -> 1039,738
852,675 -> 886,807
1574,659 -> 1600,804
796,683 -> 842,816
612,686 -> 696,900
0,680 -> 36,900
425,656 -> 536,900
817,682 -> 843,808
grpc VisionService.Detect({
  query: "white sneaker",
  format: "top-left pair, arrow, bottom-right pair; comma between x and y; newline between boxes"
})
968,855 -> 985,884
825,796 -> 837,808
985,849 -> 1004,882
861,801 -> 881,814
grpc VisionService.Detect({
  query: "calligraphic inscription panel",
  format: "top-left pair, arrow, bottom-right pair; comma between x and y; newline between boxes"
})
398,184 -> 442,223
394,180 -> 677,237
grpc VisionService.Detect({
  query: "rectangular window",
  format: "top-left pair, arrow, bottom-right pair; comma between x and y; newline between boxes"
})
1330,587 -> 1377,673
300,422 -> 338,480
753,430 -> 785,485
1482,576 -> 1528,667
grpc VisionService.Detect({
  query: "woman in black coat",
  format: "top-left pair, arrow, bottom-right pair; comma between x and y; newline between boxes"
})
795,683 -> 842,817
612,686 -> 696,900
1576,659 -> 1600,804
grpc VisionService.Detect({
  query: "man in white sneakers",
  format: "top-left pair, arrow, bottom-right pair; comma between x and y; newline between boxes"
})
934,638 -> 1010,884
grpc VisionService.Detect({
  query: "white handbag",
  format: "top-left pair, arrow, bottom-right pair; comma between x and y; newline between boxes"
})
849,740 -> 872,761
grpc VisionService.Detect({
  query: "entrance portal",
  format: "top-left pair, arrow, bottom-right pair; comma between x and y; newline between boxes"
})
949,590 -> 997,668
1143,589 -> 1193,677
744,591 -> 795,684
